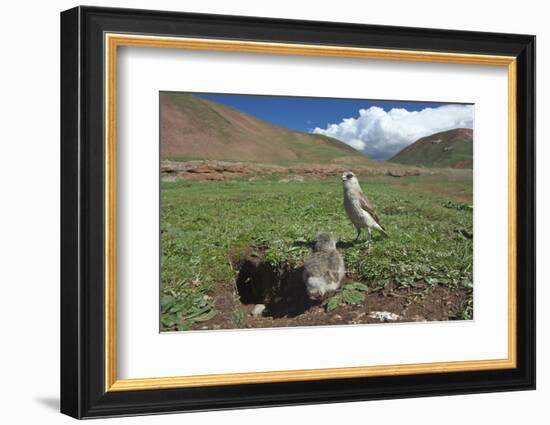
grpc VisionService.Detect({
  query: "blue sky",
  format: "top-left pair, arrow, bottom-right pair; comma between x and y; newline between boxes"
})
194,93 -> 474,160
197,93 -> 451,133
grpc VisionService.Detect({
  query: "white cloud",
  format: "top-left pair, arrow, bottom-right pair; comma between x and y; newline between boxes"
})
312,104 -> 474,160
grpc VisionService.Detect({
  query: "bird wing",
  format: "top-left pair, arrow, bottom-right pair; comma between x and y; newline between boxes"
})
357,190 -> 383,227
326,251 -> 344,282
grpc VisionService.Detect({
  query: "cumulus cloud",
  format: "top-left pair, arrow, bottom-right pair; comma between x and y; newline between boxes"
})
312,104 -> 474,160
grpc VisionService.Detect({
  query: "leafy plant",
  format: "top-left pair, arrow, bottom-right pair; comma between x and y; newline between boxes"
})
160,287 -> 216,331
443,200 -> 473,211
457,295 -> 473,320
233,307 -> 246,328
322,282 -> 369,312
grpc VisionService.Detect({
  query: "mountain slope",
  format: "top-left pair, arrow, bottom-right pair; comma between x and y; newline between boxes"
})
160,92 -> 371,165
389,128 -> 473,168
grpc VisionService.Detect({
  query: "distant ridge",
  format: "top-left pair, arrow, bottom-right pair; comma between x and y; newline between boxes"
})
389,128 -> 473,168
160,92 -> 371,165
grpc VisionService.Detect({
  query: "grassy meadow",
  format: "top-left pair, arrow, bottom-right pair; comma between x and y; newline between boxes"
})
160,170 -> 473,331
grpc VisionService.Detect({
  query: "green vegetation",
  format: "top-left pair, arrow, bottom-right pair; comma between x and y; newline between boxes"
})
322,282 -> 370,312
390,128 -> 473,168
160,171 -> 473,331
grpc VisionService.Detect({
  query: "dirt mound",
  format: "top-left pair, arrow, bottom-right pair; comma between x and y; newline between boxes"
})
191,248 -> 470,331
194,280 -> 469,330
386,169 -> 422,177
161,160 -> 428,182
449,160 -> 473,169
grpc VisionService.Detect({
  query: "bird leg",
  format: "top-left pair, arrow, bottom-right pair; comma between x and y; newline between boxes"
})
354,228 -> 361,242
365,228 -> 373,246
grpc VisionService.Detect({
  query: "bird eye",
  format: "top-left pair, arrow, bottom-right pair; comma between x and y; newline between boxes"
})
346,174 -> 353,179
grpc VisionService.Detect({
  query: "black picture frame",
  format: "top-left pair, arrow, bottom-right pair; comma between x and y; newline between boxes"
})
61,5 -> 535,419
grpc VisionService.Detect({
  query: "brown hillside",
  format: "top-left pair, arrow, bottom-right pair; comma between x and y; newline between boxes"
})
160,92 -> 371,165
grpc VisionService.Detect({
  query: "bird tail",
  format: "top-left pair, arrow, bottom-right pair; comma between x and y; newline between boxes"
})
375,223 -> 389,237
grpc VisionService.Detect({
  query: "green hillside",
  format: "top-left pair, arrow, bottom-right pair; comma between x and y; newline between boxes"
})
389,128 -> 473,168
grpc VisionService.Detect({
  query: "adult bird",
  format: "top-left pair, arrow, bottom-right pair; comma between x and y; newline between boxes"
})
342,171 -> 387,241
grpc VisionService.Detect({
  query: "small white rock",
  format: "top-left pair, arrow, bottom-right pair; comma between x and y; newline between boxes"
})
368,311 -> 402,322
251,304 -> 266,317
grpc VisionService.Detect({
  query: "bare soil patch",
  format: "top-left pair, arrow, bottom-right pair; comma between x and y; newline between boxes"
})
193,280 -> 468,330
161,160 -> 427,182
191,249 -> 469,331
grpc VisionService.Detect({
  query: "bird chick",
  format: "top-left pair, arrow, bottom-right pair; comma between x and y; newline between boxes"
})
303,233 -> 345,301
342,171 -> 387,241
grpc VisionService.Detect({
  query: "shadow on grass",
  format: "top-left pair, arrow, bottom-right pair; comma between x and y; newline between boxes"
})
292,239 -> 366,249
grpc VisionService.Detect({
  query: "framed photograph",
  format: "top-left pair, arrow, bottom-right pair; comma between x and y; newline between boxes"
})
60,6 -> 535,419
